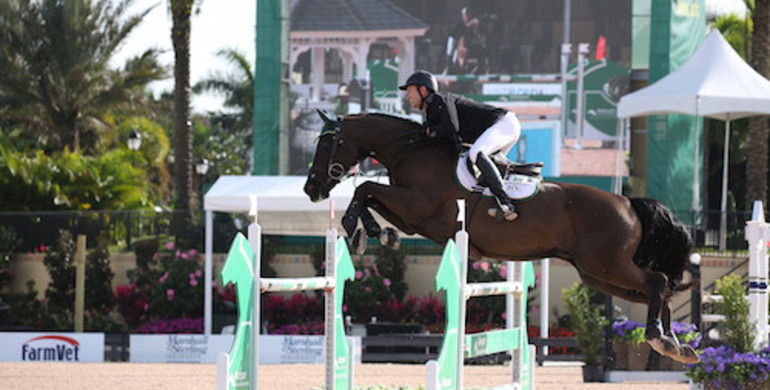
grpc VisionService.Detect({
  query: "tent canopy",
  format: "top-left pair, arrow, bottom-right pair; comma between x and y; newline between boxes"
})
617,30 -> 770,120
204,175 -> 387,236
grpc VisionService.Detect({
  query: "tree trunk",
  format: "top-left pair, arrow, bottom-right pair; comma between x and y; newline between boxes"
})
171,1 -> 193,236
746,0 -> 770,209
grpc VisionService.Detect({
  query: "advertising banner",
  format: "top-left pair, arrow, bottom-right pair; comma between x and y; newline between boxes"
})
647,0 -> 706,216
0,332 -> 104,362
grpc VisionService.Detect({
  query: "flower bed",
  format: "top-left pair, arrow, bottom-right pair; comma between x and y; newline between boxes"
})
686,345 -> 770,389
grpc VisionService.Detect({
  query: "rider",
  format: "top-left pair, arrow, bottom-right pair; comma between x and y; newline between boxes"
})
399,70 -> 521,221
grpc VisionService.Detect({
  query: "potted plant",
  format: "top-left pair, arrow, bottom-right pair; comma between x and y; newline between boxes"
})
562,282 -> 608,382
611,319 -> 644,370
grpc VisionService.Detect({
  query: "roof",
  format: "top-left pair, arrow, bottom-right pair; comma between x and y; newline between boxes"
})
291,0 -> 427,32
618,30 -> 770,120
204,175 -> 390,236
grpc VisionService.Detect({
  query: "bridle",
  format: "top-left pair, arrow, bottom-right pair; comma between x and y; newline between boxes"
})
318,119 -> 350,181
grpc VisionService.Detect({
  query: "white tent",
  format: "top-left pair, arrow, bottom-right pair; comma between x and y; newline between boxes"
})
616,29 -> 770,249
200,174 -> 388,334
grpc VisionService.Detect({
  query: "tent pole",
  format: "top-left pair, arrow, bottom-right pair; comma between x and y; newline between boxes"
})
719,119 -> 731,252
205,209 -> 214,335
613,117 -> 624,195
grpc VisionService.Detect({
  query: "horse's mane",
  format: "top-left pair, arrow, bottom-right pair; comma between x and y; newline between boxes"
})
345,112 -> 422,132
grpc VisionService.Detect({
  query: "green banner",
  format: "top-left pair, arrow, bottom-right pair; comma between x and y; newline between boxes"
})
647,0 -> 705,218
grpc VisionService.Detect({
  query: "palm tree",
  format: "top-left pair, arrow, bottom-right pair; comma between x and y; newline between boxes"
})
193,48 -> 254,162
0,0 -> 166,154
745,0 -> 769,208
169,0 -> 197,235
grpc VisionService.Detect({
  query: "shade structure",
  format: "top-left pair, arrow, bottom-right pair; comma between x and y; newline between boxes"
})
616,30 -> 770,250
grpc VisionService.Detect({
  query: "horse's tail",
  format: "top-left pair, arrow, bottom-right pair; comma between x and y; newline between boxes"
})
629,198 -> 693,291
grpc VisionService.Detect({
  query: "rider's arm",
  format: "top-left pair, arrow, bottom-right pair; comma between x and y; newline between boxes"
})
425,93 -> 459,140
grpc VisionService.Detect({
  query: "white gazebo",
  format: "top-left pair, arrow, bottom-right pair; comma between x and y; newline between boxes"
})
290,0 -> 427,100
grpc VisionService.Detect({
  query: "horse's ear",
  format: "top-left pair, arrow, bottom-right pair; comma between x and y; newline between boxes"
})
316,109 -> 332,124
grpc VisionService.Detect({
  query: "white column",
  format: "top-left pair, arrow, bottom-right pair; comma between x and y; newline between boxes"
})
312,46 -> 326,101
747,201 -> 769,351
204,210 -> 214,335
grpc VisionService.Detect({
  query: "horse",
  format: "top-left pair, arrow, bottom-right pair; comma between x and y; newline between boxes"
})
303,111 -> 699,364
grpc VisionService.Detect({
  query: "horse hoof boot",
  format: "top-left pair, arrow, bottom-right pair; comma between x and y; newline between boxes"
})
351,228 -> 367,255
379,227 -> 400,250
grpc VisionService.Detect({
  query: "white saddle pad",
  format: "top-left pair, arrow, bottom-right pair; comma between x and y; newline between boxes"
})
455,154 -> 541,200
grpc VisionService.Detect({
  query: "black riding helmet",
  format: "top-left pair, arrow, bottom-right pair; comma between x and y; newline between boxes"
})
398,70 -> 438,92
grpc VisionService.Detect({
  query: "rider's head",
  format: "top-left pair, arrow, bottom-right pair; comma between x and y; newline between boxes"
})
399,70 -> 438,110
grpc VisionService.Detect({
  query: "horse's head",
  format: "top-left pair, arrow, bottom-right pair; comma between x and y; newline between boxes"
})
304,110 -> 362,202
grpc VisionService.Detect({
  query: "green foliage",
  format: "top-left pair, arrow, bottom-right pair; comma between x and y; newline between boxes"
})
43,230 -> 77,329
0,0 -> 167,153
561,282 -> 608,365
0,225 -> 21,292
715,273 -> 755,353
85,236 -> 116,322
0,145 -> 156,211
119,240 -> 205,327
714,14 -> 753,59
2,281 -> 46,328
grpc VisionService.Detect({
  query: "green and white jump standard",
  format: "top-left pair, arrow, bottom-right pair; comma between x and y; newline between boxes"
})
216,197 -> 355,390
426,200 -> 536,390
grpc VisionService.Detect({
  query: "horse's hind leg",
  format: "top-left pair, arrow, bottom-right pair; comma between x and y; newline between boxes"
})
579,271 -> 699,364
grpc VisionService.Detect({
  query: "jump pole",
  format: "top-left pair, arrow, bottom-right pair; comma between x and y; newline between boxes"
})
217,197 -> 354,390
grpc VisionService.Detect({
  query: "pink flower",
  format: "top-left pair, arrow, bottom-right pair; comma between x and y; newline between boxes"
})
39,244 -> 46,252
159,272 -> 169,283
195,269 -> 202,277
143,303 -> 149,311
472,261 -> 480,270
181,252 -> 188,260
355,271 -> 363,279
480,261 -> 489,271
190,278 -> 198,287
364,286 -> 372,293
165,241 -> 174,250
175,250 -> 181,258
499,265 -> 508,278
383,278 -> 391,287
188,249 -> 197,257
166,289 -> 175,301
153,253 -> 159,260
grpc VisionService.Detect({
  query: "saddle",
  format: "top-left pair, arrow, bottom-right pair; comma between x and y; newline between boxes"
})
456,149 -> 543,201
464,149 -> 544,180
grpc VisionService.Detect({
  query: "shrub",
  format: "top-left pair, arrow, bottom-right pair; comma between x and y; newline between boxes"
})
715,273 -> 754,353
561,282 -> 608,365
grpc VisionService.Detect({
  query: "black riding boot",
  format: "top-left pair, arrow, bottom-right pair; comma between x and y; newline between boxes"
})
475,152 -> 518,221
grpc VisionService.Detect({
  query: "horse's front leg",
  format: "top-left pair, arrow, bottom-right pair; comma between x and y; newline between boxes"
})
354,182 -> 439,249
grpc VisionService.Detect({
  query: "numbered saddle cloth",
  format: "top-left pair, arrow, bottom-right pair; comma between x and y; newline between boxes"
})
454,153 -> 542,200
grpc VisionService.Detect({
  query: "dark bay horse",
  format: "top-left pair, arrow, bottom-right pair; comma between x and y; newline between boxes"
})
303,112 -> 699,364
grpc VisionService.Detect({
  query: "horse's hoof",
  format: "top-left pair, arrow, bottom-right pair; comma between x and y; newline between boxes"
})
351,228 -> 367,255
648,336 -> 697,364
677,344 -> 700,364
379,227 -> 400,250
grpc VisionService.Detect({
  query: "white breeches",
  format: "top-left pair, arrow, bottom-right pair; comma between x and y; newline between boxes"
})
468,112 -> 521,163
